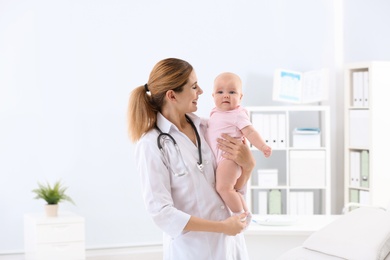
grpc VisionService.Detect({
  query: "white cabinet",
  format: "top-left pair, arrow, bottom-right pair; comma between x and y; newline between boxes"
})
246,106 -> 331,215
24,212 -> 85,260
344,61 -> 390,209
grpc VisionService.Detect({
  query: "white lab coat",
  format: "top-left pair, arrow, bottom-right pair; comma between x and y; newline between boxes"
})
135,112 -> 248,260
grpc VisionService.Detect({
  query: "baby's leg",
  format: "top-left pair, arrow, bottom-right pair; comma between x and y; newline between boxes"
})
238,191 -> 249,213
216,159 -> 243,213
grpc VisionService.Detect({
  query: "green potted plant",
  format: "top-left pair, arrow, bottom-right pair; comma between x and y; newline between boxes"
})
32,180 -> 75,217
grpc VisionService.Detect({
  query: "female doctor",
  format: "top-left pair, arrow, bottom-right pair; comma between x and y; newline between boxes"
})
127,58 -> 255,260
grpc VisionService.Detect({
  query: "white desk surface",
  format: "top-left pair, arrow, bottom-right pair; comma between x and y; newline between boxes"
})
245,214 -> 340,236
24,211 -> 84,224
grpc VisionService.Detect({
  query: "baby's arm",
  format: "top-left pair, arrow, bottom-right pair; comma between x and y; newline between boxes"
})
241,125 -> 272,158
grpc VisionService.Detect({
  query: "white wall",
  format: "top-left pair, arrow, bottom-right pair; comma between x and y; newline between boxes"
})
0,0 -> 389,253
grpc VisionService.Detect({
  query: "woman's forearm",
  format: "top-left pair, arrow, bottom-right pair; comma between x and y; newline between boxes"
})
183,214 -> 247,236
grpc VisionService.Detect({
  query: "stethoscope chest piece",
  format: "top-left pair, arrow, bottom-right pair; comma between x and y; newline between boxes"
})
197,163 -> 204,172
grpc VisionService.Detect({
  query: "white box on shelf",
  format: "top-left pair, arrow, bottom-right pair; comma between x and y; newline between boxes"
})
257,169 -> 278,187
293,128 -> 321,147
290,150 -> 326,187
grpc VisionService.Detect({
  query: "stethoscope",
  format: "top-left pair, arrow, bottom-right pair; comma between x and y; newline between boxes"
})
156,115 -> 203,176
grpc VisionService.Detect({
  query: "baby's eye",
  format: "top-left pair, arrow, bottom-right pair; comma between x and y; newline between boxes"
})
216,91 -> 223,94
229,91 -> 236,94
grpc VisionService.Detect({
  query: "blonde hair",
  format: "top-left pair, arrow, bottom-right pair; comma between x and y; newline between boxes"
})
127,58 -> 193,142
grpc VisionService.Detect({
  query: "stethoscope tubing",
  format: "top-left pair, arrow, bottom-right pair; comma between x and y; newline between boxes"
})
156,115 -> 203,172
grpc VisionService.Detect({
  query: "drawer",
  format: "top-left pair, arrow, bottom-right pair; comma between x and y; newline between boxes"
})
32,241 -> 85,260
36,222 -> 84,243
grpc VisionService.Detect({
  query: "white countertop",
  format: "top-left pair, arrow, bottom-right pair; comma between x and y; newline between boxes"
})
245,214 -> 340,236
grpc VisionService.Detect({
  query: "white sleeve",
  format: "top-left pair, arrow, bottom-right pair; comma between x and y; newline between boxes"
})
135,137 -> 191,238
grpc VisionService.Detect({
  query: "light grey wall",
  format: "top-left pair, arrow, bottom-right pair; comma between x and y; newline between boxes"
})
0,0 -> 388,253
344,0 -> 390,63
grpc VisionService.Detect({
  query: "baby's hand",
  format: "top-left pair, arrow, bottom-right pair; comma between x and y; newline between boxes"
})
262,145 -> 272,158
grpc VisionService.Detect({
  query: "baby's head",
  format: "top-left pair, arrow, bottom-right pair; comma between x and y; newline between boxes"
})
212,72 -> 243,111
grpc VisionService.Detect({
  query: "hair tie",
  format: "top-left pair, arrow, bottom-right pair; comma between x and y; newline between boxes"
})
144,83 -> 149,92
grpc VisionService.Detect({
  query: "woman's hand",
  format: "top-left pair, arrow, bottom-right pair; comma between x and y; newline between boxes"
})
217,133 -> 255,190
220,212 -> 248,236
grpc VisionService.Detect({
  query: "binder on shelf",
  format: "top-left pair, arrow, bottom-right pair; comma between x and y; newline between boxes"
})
268,189 -> 282,214
258,191 -> 268,215
273,68 -> 329,104
349,189 -> 359,210
362,71 -> 369,107
349,110 -> 369,148
350,151 -> 361,188
262,114 -> 271,146
251,112 -> 287,149
289,150 -> 326,187
278,113 -> 286,147
289,192 -> 298,215
360,150 -> 369,188
359,190 -> 370,205
352,71 -> 364,107
299,191 -> 314,215
269,114 -> 278,148
304,191 -> 314,215
251,113 -> 264,135
289,191 -> 314,215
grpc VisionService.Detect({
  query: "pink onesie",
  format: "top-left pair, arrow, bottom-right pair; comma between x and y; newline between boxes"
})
206,106 -> 252,163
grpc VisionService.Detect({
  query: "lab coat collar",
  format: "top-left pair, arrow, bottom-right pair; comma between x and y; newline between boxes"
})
156,112 -> 202,134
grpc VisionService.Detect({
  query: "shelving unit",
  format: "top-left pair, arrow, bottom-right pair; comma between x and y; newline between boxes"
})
344,61 -> 390,209
246,106 -> 331,215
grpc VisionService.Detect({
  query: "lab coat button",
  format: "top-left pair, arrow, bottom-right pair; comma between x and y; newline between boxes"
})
221,205 -> 225,209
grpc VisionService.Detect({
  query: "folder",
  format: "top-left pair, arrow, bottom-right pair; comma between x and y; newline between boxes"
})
289,192 -> 298,215
359,190 -> 370,205
362,71 -> 369,107
278,113 -> 286,147
360,150 -> 369,188
350,189 -> 359,203
269,114 -> 278,148
289,191 -> 314,215
268,189 -> 282,214
258,191 -> 268,215
350,151 -> 361,188
352,71 -> 363,107
349,189 -> 359,210
251,113 -> 264,148
304,192 -> 314,215
262,114 -> 271,146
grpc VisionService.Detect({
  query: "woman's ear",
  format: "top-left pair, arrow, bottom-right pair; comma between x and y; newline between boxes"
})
166,90 -> 176,102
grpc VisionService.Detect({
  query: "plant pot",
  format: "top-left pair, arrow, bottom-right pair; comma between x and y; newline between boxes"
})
45,204 -> 58,217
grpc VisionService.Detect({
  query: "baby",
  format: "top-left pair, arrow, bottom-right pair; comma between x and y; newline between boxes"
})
206,72 -> 272,220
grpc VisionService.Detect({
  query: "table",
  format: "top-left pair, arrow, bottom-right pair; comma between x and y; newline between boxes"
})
245,214 -> 340,260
